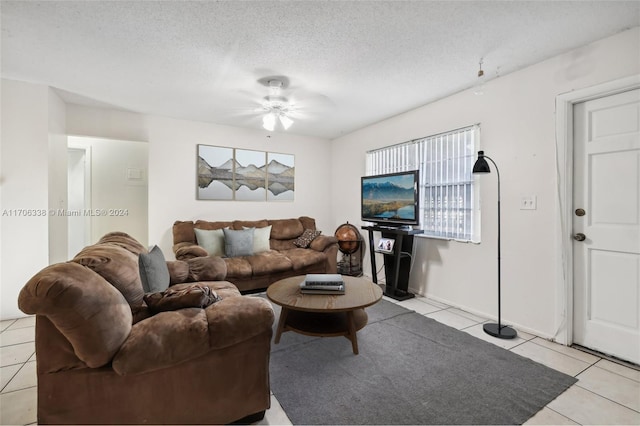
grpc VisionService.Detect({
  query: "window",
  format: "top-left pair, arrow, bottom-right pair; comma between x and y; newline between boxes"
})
366,125 -> 480,242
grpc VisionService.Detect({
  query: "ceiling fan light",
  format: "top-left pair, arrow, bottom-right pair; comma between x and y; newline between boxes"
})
279,114 -> 293,130
263,113 -> 276,131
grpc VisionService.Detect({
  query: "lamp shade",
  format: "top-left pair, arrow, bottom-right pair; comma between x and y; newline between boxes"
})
262,113 -> 276,131
279,114 -> 293,130
472,151 -> 491,173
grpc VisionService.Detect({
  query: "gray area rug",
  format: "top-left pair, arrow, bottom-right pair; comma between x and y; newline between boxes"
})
263,297 -> 577,425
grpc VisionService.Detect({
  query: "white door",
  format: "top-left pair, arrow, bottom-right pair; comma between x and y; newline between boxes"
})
573,89 -> 640,364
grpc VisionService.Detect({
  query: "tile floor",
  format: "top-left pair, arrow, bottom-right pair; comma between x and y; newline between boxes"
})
2,295 -> 639,425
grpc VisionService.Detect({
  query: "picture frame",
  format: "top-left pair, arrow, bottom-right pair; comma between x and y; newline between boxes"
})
196,144 -> 295,201
376,238 -> 395,253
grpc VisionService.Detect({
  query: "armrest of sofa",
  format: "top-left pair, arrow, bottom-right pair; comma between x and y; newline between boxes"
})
111,296 -> 273,376
309,235 -> 338,252
166,260 -> 189,284
310,235 -> 339,273
205,296 -> 274,350
166,257 -> 228,285
173,242 -> 208,260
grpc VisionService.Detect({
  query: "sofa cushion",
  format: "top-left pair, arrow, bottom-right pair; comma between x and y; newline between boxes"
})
233,219 -> 269,230
224,228 -> 254,257
293,229 -> 322,248
299,216 -> 317,230
195,220 -> 234,231
269,239 -> 297,251
173,220 -> 197,245
224,257 -> 253,278
138,245 -> 170,293
72,243 -> 145,307
18,262 -> 132,368
170,280 -> 241,299
282,248 -> 328,271
144,285 -> 220,313
246,251 -> 292,276
269,218 -> 304,240
194,228 -> 226,256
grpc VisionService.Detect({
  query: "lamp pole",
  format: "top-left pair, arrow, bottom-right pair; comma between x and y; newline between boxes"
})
473,151 -> 517,339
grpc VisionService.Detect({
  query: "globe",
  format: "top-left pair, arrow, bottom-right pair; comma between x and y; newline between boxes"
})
334,223 -> 361,254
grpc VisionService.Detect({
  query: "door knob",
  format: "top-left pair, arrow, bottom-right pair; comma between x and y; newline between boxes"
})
573,233 -> 586,241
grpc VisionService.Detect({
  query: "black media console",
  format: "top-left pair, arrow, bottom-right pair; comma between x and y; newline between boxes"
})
361,225 -> 424,301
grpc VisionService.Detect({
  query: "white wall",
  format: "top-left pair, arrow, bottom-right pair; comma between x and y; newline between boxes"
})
1,80 -> 52,320
330,27 -> 640,339
66,108 -> 334,258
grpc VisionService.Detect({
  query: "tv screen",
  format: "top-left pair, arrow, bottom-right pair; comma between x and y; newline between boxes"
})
361,170 -> 420,226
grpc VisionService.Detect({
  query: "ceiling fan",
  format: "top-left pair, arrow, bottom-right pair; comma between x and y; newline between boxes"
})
228,75 -> 333,132
261,79 -> 294,131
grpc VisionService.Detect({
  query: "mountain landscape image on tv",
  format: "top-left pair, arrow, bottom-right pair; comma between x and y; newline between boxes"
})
361,171 -> 419,225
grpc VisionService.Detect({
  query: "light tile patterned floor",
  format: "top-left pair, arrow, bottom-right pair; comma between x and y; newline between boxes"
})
2,295 -> 639,425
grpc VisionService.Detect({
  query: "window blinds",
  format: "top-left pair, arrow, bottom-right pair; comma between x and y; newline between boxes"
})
366,125 -> 479,241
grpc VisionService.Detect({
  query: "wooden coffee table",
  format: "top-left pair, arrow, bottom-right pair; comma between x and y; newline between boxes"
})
266,275 -> 383,354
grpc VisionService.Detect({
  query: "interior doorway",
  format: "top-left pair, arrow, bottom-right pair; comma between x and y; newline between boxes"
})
67,146 -> 91,257
67,136 -> 149,253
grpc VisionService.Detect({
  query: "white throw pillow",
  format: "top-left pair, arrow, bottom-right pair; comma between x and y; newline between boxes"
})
194,228 -> 226,256
245,225 -> 272,254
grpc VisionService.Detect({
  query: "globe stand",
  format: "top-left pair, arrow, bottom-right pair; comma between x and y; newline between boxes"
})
335,222 -> 364,277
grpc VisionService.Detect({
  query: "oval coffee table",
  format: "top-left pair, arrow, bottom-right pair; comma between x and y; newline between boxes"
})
266,275 -> 382,354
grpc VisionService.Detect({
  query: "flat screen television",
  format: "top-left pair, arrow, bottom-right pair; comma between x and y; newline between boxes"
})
361,170 -> 420,227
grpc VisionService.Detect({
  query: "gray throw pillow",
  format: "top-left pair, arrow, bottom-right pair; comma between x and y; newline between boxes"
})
139,245 -> 170,293
223,228 -> 254,257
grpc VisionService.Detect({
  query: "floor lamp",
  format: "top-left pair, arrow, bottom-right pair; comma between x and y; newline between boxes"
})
473,151 -> 517,339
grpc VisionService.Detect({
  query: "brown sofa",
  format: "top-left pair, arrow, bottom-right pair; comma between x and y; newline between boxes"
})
18,232 -> 274,425
173,216 -> 339,292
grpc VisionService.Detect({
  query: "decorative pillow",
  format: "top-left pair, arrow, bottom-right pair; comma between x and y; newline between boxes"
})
244,225 -> 272,254
143,285 -> 220,313
194,228 -> 226,257
223,228 -> 254,257
293,229 -> 322,248
138,245 -> 170,293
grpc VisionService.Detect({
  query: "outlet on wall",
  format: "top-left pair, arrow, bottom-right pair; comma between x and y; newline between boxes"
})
520,195 -> 537,210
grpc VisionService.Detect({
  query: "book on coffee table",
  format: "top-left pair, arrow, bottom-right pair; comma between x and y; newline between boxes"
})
300,274 -> 345,294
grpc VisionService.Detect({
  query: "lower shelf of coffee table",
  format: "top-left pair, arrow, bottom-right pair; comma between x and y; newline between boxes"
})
283,308 -> 368,337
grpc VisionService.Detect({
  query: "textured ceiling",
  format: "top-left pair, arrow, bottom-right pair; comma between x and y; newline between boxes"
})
1,1 -> 639,139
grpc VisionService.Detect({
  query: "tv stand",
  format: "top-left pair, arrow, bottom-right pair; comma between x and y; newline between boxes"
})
362,225 -> 424,301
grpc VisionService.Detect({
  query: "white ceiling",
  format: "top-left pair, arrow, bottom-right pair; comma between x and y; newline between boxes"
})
2,1 -> 639,139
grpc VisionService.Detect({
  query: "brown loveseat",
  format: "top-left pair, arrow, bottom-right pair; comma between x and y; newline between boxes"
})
173,216 -> 339,292
18,232 -> 274,425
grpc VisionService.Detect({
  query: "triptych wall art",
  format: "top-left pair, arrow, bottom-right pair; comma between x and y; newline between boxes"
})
197,144 -> 295,201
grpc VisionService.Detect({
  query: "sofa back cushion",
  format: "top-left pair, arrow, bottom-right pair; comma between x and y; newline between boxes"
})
72,243 -> 145,307
18,262 -> 132,368
269,218 -> 304,240
173,220 -> 197,245
232,219 -> 269,230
